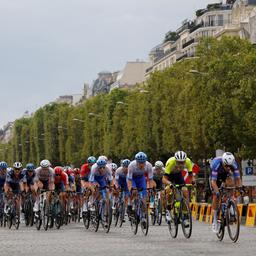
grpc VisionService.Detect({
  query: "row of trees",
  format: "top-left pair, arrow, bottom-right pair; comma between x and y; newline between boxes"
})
1,37 -> 256,166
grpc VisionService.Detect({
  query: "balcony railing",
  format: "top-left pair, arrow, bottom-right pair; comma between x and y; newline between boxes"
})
182,38 -> 195,49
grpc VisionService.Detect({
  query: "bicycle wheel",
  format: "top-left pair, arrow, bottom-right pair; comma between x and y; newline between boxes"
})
157,198 -> 162,226
140,201 -> 149,236
180,199 -> 192,239
114,202 -> 120,227
226,200 -> 240,243
90,203 -> 100,232
119,202 -> 125,228
167,207 -> 178,238
101,199 -> 112,233
150,207 -> 156,226
43,201 -> 50,231
35,211 -> 42,230
7,213 -> 13,229
216,217 -> 225,241
14,213 -> 20,230
83,210 -> 90,229
130,201 -> 139,235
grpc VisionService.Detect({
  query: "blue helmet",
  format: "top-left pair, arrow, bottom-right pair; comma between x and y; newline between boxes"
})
122,159 -> 130,167
87,156 -> 96,164
135,152 -> 147,163
26,163 -> 35,171
0,161 -> 8,170
96,159 -> 107,167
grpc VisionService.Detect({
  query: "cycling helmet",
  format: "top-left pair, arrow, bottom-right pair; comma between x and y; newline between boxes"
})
111,163 -> 118,171
135,152 -> 147,163
174,151 -> 187,162
155,161 -> 164,168
54,166 -> 63,175
98,155 -> 108,161
122,159 -> 130,168
87,156 -> 96,164
67,169 -> 74,175
222,152 -> 235,166
0,161 -> 8,170
40,159 -> 51,168
26,163 -> 35,171
13,162 -> 22,169
73,168 -> 80,175
96,159 -> 107,167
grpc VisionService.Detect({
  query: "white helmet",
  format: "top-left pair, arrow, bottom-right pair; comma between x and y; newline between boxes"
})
98,155 -> 108,162
111,163 -> 118,171
222,152 -> 235,166
155,161 -> 164,168
174,151 -> 187,162
40,159 -> 51,168
13,162 -> 22,169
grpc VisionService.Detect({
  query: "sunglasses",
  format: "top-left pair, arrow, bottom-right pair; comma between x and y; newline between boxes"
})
14,168 -> 21,171
55,174 -> 61,176
99,167 -> 105,169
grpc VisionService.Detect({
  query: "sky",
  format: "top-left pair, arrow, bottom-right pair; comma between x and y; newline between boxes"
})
0,0 -> 219,128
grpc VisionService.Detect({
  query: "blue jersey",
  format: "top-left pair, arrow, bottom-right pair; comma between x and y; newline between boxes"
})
0,170 -> 6,189
5,168 -> 25,185
115,167 -> 128,188
21,169 -> 35,185
210,157 -> 240,181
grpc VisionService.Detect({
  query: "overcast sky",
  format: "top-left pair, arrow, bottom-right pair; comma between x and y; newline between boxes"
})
0,0 -> 219,128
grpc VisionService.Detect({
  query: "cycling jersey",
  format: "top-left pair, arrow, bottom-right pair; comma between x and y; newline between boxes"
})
210,157 -> 240,183
165,157 -> 193,175
5,168 -> 24,194
89,164 -> 112,187
0,170 -> 6,191
153,167 -> 165,189
115,167 -> 128,191
34,167 -> 54,182
128,160 -> 153,197
21,169 -> 35,186
80,163 -> 91,182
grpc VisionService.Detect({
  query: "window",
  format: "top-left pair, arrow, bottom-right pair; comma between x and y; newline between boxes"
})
218,15 -> 224,26
207,15 -> 215,26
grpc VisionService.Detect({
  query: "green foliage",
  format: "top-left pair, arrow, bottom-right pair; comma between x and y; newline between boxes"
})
1,37 -> 256,166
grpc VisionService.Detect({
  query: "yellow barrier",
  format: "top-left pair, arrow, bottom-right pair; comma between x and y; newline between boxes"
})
245,204 -> 256,227
237,204 -> 243,221
205,204 -> 212,223
199,203 -> 207,222
192,203 -> 199,220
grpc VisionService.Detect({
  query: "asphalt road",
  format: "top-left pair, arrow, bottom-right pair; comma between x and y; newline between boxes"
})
0,220 -> 255,256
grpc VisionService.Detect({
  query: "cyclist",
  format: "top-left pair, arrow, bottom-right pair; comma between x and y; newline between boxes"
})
0,161 -> 8,219
152,161 -> 165,190
89,158 -> 113,203
33,159 -> 54,212
127,152 -> 153,214
22,163 -> 36,193
81,156 -> 96,189
114,159 -> 130,219
150,161 -> 165,209
80,156 -> 96,214
54,166 -> 69,211
210,152 -> 242,233
4,162 -> 24,215
0,161 -> 8,192
111,163 -> 118,178
163,151 -> 194,208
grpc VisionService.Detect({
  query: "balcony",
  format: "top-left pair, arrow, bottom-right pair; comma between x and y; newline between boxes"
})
182,38 -> 195,49
196,4 -> 233,17
176,53 -> 188,62
145,66 -> 153,73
